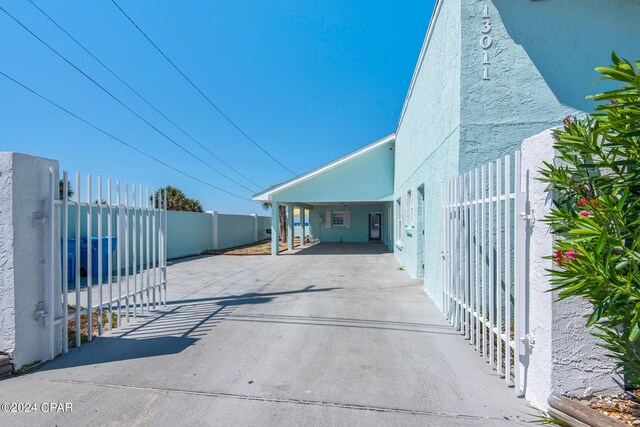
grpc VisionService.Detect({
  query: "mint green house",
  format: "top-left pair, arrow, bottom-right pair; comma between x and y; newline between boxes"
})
254,0 -> 640,306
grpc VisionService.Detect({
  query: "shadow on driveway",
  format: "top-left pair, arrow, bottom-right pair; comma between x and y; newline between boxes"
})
36,286 -> 340,372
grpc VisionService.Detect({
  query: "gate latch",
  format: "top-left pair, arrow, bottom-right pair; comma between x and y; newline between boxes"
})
33,302 -> 47,321
519,209 -> 536,226
520,334 -> 535,346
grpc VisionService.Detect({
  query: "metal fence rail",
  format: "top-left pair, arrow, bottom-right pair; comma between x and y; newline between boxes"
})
441,152 -> 527,396
50,170 -> 167,355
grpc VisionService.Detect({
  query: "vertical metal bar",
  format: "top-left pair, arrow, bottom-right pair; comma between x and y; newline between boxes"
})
488,162 -> 495,367
86,175 -> 93,342
162,190 -> 168,306
139,185 -> 145,314
74,173 -> 81,348
514,150 -> 525,396
468,172 -> 474,344
62,171 -> 69,353
97,177 -> 103,335
455,176 -> 461,329
125,183 -> 130,321
496,159 -> 503,376
108,179 -> 113,331
163,188 -> 168,305
132,184 -> 137,318
447,180 -> 452,320
146,186 -> 151,312
475,167 -> 481,350
116,180 -> 122,326
481,164 -> 487,360
504,155 -> 512,385
463,173 -> 469,339
47,168 -> 55,359
152,188 -> 157,309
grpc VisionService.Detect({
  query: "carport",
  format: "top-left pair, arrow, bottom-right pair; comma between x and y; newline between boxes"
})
253,134 -> 396,255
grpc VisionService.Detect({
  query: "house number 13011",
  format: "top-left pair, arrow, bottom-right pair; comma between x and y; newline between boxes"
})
481,4 -> 492,80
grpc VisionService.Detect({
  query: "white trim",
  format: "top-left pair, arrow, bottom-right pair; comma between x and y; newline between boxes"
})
253,134 -> 395,201
395,0 -> 444,133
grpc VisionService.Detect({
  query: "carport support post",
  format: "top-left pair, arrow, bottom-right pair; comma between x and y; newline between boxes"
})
299,208 -> 305,247
271,201 -> 280,256
287,204 -> 294,251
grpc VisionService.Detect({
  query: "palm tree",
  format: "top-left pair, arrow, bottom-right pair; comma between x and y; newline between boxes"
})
262,201 -> 287,242
152,186 -> 203,212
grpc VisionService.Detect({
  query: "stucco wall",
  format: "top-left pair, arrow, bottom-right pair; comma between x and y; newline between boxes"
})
307,204 -> 390,246
0,153 -> 62,368
271,141 -> 394,204
521,129 -> 619,410
64,207 -> 268,260
393,0 -> 461,307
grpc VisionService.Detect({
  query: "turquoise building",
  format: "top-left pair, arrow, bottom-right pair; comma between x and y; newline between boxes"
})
254,0 -> 640,306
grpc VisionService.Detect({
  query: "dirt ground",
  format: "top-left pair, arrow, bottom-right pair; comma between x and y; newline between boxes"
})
203,239 -> 301,255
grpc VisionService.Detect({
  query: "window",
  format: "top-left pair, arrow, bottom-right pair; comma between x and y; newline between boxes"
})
408,189 -> 414,227
332,211 -> 345,227
395,198 -> 403,246
329,211 -> 350,228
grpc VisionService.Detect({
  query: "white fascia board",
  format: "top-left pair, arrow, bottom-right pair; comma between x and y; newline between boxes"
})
395,0 -> 444,133
253,133 -> 395,202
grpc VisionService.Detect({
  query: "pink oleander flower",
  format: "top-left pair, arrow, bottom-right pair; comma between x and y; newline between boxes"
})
563,114 -> 575,125
580,210 -> 591,217
565,249 -> 580,260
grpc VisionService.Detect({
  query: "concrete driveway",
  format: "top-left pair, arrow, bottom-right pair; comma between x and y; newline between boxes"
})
0,243 -> 534,426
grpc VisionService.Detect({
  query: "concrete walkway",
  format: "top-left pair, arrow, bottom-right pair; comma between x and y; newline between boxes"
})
0,243 -> 534,426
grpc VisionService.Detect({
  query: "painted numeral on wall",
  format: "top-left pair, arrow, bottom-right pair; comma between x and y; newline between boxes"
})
483,51 -> 490,65
483,5 -> 490,18
483,66 -> 490,80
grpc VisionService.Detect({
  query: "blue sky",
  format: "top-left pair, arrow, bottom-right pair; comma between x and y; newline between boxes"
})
0,0 -> 434,214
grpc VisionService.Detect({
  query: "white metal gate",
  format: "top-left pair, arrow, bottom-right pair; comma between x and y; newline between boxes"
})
441,151 -> 528,396
47,169 -> 167,357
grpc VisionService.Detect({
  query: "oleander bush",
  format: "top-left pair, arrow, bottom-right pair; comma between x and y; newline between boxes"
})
540,52 -> 640,384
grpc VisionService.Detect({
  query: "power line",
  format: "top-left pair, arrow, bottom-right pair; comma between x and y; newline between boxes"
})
110,0 -> 297,176
27,0 -> 262,191
0,69 -> 255,202
0,4 -> 256,194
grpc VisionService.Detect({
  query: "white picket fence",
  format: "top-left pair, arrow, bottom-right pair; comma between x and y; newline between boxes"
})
47,169 -> 167,356
441,151 -> 528,396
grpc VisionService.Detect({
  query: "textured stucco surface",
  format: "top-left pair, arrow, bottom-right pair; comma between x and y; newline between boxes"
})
0,152 -> 60,368
521,130 -> 618,410
393,0 -> 461,306
0,153 -> 16,358
271,141 -> 394,204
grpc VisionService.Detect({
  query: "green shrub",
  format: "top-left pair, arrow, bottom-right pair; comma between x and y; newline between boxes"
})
540,52 -> 640,384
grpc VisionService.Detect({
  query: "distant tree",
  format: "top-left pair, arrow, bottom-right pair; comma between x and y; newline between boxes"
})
59,179 -> 74,200
262,201 -> 287,242
152,186 -> 203,212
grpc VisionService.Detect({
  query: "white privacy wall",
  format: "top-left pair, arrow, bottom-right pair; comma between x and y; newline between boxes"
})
521,130 -> 619,410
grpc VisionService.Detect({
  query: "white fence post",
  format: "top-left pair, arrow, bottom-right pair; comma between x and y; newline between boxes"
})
0,152 -> 62,369
521,129 -> 619,410
251,214 -> 258,243
212,210 -> 219,250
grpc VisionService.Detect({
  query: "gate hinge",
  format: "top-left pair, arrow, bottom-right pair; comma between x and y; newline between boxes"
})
33,302 -> 47,321
519,209 -> 535,225
520,334 -> 535,346
32,212 -> 48,230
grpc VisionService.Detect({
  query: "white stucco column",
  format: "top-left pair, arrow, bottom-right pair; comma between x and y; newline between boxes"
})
0,152 -> 62,369
211,210 -> 219,250
521,130 -> 619,410
299,208 -> 305,247
271,202 -> 280,256
251,214 -> 258,243
287,204 -> 294,251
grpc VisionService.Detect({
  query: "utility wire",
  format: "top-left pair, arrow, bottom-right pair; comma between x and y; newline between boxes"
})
27,0 -> 261,191
0,70 -> 255,202
0,4 -> 256,194
110,0 -> 296,176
